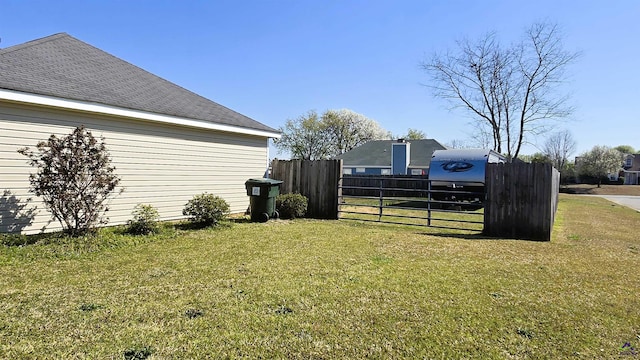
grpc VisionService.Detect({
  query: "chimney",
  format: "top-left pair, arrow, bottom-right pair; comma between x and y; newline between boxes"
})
391,140 -> 410,175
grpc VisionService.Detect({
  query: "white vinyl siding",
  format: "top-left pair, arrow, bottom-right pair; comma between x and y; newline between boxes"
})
0,101 -> 269,234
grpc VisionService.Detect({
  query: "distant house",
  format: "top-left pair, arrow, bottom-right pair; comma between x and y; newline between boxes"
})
0,33 -> 280,234
334,139 -> 447,176
623,154 -> 640,185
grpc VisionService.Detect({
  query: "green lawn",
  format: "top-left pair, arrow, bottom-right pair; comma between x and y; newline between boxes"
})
1,194 -> 639,359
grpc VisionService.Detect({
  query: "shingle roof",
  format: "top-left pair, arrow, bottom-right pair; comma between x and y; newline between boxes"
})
0,33 -> 278,134
335,139 -> 448,167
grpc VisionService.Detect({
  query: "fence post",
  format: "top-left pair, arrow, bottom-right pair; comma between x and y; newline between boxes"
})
427,180 -> 432,226
378,178 -> 383,221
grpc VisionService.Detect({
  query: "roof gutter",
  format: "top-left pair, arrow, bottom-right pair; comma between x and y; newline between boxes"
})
0,88 -> 281,139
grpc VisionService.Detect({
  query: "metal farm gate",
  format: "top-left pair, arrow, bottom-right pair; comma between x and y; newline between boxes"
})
338,175 -> 485,231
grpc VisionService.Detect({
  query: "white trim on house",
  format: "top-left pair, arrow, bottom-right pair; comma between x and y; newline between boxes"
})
342,165 -> 393,169
0,88 -> 281,139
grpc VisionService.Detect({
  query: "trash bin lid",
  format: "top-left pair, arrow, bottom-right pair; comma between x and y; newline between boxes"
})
245,178 -> 283,185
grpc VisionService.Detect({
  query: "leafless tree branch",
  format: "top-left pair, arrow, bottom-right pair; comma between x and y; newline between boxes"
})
421,22 -> 579,160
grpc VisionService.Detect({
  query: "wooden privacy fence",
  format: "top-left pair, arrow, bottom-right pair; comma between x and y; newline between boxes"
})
270,159 -> 343,219
484,162 -> 560,241
272,159 -> 560,241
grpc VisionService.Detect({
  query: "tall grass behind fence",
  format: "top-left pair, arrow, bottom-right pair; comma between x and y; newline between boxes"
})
271,159 -> 342,219
484,162 -> 560,241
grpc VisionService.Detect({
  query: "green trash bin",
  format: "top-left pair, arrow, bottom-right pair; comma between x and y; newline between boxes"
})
245,178 -> 283,222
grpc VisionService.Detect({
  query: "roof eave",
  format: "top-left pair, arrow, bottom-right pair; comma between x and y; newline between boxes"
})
0,88 -> 281,139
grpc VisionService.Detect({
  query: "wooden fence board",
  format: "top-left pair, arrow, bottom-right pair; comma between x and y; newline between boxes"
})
484,162 -> 560,241
271,159 -> 342,219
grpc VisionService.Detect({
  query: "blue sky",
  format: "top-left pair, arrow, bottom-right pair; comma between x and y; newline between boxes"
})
1,0 -> 639,158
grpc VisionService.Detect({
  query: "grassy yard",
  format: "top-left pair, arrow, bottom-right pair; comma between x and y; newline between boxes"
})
1,194 -> 639,359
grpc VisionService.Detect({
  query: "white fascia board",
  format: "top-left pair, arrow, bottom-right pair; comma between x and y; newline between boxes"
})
0,89 -> 281,139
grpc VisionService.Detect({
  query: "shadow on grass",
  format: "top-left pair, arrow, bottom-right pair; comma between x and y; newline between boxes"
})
420,231 -> 492,240
173,222 -> 210,231
385,200 -> 483,212
173,220 -> 235,231
385,200 -> 431,209
230,217 -> 252,224
559,186 -> 596,194
0,229 -> 102,247
1,219 -> 236,247
1,232 -> 62,246
421,231 -> 548,242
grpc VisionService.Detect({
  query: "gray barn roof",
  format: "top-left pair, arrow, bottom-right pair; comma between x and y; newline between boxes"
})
335,139 -> 448,167
0,33 -> 278,134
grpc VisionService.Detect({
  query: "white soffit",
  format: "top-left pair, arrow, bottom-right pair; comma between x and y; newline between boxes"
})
0,89 -> 281,139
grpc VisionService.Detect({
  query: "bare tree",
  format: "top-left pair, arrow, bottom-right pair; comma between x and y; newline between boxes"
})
445,139 -> 469,149
469,122 -> 494,149
422,22 -> 579,160
543,129 -> 577,170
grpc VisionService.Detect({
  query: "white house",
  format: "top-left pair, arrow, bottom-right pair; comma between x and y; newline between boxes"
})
0,33 -> 280,234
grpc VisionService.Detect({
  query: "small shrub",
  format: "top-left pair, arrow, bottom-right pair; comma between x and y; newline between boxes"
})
126,204 -> 160,235
18,126 -> 122,237
276,193 -> 308,219
182,193 -> 230,226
